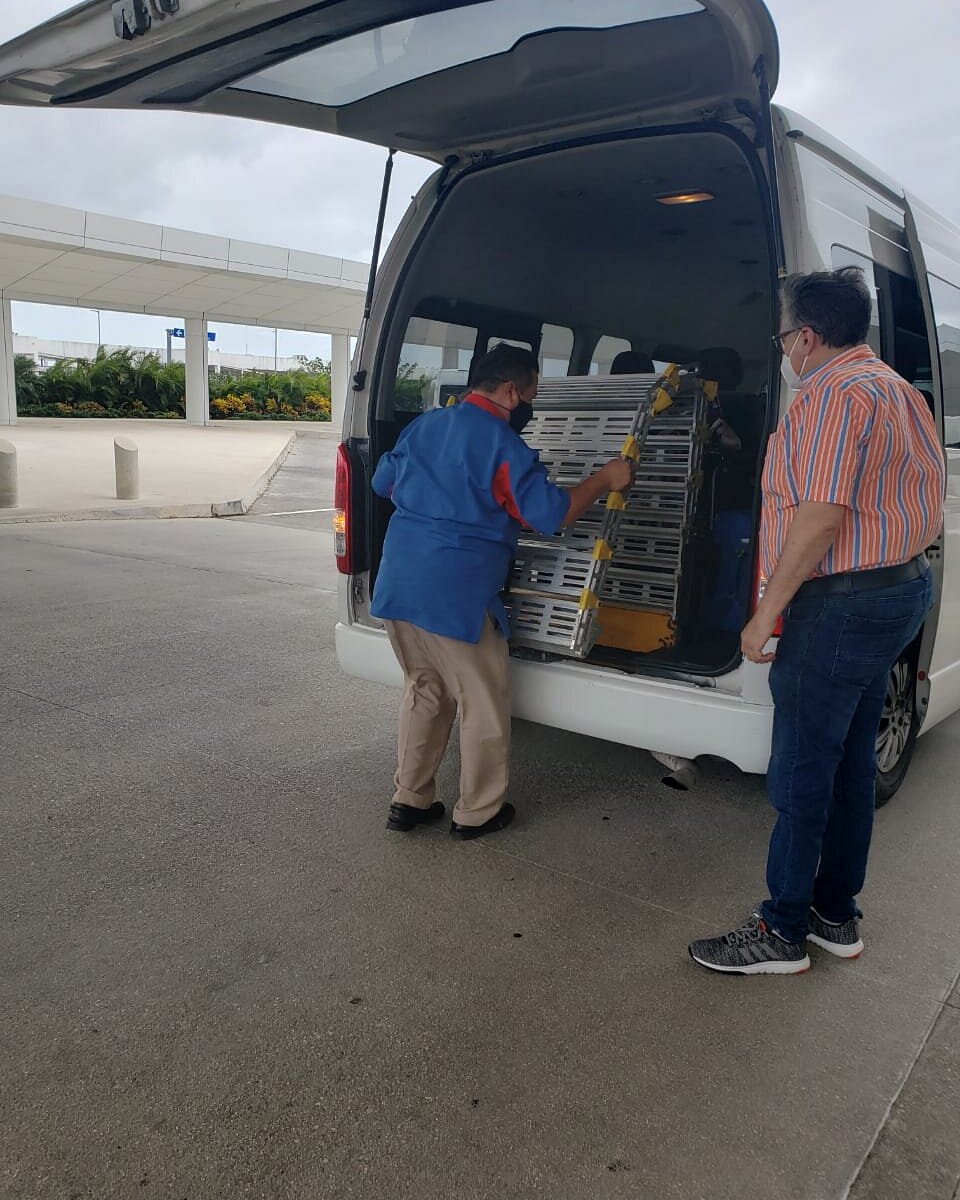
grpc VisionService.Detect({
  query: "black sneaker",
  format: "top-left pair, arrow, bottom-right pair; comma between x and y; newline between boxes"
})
386,801 -> 445,833
689,913 -> 811,975
807,907 -> 864,958
450,802 -> 516,841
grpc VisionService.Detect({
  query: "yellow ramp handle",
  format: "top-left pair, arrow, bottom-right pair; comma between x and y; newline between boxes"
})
592,539 -> 614,560
579,589 -> 600,611
652,362 -> 680,415
605,492 -> 627,511
621,435 -> 641,462
653,388 -> 674,415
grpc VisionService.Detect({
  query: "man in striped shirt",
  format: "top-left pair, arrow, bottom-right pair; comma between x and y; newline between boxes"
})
690,267 -> 945,975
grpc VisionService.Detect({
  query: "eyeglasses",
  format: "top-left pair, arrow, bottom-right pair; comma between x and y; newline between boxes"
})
772,325 -> 820,350
772,327 -> 801,350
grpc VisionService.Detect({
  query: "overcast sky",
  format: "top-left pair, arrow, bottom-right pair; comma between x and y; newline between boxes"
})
1,0 -> 958,358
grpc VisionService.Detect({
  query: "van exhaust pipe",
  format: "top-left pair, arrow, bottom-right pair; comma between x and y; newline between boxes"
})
650,751 -> 698,791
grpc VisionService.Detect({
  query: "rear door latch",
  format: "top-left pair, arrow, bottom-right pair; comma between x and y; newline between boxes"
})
113,0 -> 179,41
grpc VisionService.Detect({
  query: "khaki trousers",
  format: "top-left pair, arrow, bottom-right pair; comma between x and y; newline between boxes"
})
383,618 -> 510,827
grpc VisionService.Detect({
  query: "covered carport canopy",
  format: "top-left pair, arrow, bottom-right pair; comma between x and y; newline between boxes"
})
0,193 -> 368,427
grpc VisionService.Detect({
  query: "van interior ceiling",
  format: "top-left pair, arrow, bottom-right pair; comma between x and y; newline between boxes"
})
372,130 -> 776,678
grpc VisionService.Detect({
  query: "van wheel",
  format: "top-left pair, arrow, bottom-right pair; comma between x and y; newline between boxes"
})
874,652 -> 918,808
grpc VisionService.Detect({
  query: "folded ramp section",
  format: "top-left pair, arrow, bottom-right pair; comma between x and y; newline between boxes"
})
507,369 -> 706,658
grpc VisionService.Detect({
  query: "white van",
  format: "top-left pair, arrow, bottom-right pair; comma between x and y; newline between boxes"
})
4,1 -> 957,801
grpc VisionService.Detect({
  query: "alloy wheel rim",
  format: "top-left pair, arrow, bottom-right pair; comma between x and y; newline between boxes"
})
876,658 -> 914,775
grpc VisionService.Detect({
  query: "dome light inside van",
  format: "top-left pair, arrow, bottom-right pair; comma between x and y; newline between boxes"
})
656,191 -> 715,205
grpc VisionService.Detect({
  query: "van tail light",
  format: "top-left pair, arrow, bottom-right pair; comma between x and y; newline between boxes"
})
752,558 -> 784,638
334,442 -> 353,575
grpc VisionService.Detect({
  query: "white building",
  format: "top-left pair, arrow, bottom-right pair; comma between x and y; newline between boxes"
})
0,193 -> 368,427
14,335 -> 309,377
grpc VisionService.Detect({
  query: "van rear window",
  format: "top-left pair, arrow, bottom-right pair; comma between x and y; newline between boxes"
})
233,0 -> 703,108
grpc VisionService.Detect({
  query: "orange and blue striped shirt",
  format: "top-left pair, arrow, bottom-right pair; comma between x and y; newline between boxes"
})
760,345 -> 945,582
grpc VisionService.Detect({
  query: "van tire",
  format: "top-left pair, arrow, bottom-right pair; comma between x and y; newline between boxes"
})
874,651 -> 919,808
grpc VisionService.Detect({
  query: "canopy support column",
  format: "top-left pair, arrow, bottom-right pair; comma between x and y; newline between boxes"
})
0,295 -> 16,426
185,317 -> 209,426
331,333 -> 351,435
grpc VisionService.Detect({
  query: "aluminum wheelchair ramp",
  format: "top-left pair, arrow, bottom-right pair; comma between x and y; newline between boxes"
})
507,370 -> 707,658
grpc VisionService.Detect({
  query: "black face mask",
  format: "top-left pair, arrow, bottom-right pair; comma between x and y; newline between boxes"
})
510,401 -> 534,434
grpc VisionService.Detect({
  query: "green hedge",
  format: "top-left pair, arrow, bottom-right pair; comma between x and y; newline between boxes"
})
14,349 -> 333,421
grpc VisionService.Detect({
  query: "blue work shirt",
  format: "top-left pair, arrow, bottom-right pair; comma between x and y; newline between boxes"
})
371,393 -> 571,643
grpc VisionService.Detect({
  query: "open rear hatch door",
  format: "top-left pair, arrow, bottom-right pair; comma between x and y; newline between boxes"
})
0,1 -> 778,159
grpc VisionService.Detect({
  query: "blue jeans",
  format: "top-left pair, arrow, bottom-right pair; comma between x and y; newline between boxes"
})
760,570 -> 933,943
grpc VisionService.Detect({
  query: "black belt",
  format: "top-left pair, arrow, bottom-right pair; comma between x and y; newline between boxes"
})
797,554 -> 929,599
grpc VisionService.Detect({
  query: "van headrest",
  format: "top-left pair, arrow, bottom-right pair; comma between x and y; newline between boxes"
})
697,347 -> 743,389
610,350 -> 655,374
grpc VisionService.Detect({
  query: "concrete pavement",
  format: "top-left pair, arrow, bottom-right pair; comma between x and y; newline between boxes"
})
2,452 -> 960,1199
0,418 -> 336,522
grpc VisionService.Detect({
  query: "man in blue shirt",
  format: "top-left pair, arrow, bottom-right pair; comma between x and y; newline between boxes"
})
372,343 -> 634,839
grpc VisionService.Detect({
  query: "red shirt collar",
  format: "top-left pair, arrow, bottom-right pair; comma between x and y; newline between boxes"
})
463,391 -> 509,421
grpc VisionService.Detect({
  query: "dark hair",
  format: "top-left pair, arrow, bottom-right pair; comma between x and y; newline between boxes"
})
610,350 -> 655,375
470,342 -> 539,392
779,267 -> 872,348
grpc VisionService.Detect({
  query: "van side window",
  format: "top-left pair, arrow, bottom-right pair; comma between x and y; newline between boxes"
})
832,245 -> 933,396
831,247 -> 883,358
928,275 -> 960,447
540,324 -> 574,377
589,336 -> 632,375
395,317 -> 477,412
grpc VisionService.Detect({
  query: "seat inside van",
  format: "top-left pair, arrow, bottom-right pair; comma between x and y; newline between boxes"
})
372,128 -> 776,677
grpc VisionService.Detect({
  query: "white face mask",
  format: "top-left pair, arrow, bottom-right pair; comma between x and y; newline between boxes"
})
779,331 -> 809,391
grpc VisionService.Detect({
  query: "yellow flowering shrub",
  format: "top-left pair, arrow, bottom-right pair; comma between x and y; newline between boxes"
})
210,392 -> 254,417
303,393 -> 332,418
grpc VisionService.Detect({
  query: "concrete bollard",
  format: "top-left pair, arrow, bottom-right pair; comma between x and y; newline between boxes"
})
114,436 -> 139,500
0,438 -> 17,508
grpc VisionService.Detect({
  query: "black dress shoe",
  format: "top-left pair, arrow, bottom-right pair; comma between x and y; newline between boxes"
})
386,800 -> 445,833
450,802 -> 516,841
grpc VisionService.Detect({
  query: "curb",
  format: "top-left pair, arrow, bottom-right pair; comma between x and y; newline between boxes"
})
211,431 -> 297,517
0,432 -> 298,525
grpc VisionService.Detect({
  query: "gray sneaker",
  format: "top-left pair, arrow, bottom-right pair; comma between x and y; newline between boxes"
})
807,907 -> 864,958
689,913 -> 811,975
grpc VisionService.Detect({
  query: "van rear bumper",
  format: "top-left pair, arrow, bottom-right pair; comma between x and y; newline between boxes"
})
335,622 -> 773,774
